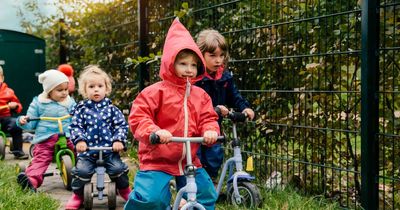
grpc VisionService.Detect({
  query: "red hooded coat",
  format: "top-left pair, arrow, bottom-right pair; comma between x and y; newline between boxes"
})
0,82 -> 22,117
128,19 -> 220,176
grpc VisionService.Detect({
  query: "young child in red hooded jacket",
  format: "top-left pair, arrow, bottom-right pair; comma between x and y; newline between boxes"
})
124,18 -> 220,210
0,66 -> 28,159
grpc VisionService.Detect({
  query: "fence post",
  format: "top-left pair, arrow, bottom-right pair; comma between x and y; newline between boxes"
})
361,0 -> 379,209
59,18 -> 67,64
138,0 -> 149,91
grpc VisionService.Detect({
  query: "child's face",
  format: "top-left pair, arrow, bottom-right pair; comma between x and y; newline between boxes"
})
174,55 -> 198,78
0,74 -> 4,83
85,74 -> 107,102
203,47 -> 225,74
49,82 -> 69,102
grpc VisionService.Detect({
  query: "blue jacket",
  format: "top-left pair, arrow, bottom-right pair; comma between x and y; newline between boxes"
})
17,94 -> 76,144
195,69 -> 250,114
69,98 -> 128,156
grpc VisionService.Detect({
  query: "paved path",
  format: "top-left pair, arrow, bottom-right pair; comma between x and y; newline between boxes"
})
5,141 -> 135,210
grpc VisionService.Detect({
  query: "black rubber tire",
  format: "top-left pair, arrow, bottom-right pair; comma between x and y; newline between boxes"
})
29,144 -> 35,158
0,135 -> 5,160
108,182 -> 117,210
227,181 -> 262,208
84,182 -> 93,210
60,155 -> 73,190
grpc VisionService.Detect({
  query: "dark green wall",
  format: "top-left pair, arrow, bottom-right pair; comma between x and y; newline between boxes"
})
0,29 -> 45,114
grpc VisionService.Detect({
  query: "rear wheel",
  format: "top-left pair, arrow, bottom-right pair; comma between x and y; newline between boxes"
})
227,181 -> 262,208
84,182 -> 93,210
60,155 -> 73,190
29,144 -> 35,158
108,182 -> 117,210
0,134 -> 5,160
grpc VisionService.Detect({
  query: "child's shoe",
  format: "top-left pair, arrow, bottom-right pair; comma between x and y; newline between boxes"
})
65,193 -> 83,210
16,172 -> 36,192
118,187 -> 131,201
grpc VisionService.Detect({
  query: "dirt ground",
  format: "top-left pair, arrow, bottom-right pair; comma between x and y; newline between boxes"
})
4,141 -> 135,210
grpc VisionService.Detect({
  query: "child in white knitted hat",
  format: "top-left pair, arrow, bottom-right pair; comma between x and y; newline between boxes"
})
16,69 -> 76,192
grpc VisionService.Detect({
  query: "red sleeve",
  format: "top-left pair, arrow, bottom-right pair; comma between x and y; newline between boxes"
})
128,88 -> 160,144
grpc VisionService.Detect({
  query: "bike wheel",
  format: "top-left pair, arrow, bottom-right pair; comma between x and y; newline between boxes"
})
227,181 -> 262,208
84,182 -> 93,210
29,144 -> 35,158
60,155 -> 73,190
108,182 -> 117,210
0,134 -> 5,160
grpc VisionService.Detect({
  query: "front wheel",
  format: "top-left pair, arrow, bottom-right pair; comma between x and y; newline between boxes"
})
227,181 -> 262,208
60,155 -> 73,190
29,144 -> 35,158
0,134 -> 6,160
108,182 -> 117,210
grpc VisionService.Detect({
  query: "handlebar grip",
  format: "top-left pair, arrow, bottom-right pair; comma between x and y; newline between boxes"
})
228,112 -> 247,122
150,132 -> 161,144
27,117 -> 40,122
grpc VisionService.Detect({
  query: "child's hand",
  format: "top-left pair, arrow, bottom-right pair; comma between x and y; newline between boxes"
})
8,102 -> 18,110
203,130 -> 218,145
113,141 -> 124,152
76,141 -> 87,153
216,105 -> 229,117
155,129 -> 172,144
243,108 -> 255,120
19,116 -> 28,125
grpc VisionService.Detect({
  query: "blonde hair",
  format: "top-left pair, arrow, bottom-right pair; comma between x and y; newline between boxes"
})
0,66 -> 3,75
196,29 -> 229,64
78,65 -> 112,98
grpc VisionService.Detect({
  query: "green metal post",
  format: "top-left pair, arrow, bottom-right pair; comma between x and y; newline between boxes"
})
138,0 -> 149,91
361,0 -> 379,209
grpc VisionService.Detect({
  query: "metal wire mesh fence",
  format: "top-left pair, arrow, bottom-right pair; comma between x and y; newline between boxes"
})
66,0 -> 400,209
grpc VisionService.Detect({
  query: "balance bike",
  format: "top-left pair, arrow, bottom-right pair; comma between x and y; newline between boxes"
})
215,111 -> 262,208
18,114 -> 75,190
83,146 -> 117,210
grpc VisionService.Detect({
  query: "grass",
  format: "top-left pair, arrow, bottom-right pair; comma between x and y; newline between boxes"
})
216,186 -> 340,210
0,153 -> 340,210
0,160 -> 60,210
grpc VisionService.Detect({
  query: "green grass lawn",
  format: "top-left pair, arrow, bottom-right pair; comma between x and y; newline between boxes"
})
0,161 -> 60,210
0,159 -> 339,210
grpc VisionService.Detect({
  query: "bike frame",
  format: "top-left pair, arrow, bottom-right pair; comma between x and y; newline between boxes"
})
215,112 -> 256,204
87,146 -> 113,200
30,115 -> 75,167
150,135 -> 224,210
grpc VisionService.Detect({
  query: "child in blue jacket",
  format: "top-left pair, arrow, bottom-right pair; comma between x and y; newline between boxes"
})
17,69 -> 76,191
65,65 -> 131,210
195,29 -> 255,183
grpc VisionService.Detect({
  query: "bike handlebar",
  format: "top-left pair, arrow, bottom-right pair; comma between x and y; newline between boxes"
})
215,107 -> 247,123
27,114 -> 71,122
227,112 -> 247,122
87,146 -> 113,151
149,132 -> 225,144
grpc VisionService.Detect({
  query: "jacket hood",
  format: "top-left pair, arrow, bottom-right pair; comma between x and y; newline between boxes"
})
160,18 -> 206,86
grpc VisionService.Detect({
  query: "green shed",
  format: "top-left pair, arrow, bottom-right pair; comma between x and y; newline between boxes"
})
0,29 -> 45,113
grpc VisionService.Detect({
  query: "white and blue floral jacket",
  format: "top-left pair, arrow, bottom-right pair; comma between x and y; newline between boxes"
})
69,98 -> 128,156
